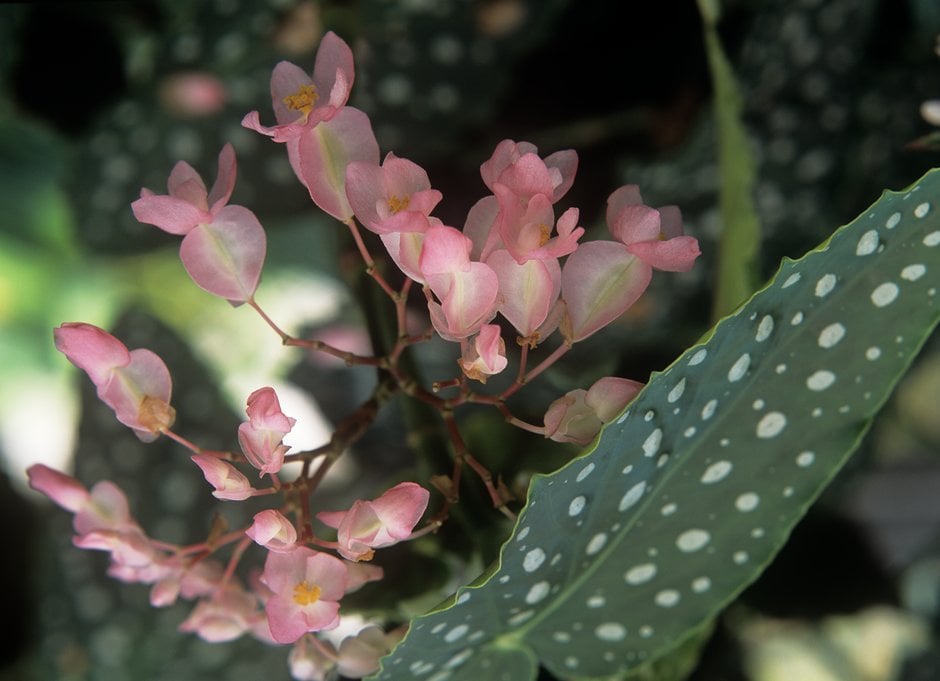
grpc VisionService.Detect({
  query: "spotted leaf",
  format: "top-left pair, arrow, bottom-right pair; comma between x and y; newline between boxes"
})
372,171 -> 940,681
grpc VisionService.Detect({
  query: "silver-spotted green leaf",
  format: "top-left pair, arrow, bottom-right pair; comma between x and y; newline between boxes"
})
371,170 -> 940,681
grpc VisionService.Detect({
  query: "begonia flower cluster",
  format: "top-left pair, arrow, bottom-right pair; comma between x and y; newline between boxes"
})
29,30 -> 701,681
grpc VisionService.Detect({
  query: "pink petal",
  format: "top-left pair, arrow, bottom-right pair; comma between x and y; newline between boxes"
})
97,348 -> 174,440
584,376 -> 644,423
626,235 -> 701,272
560,241 -> 652,342
496,152 -> 556,200
463,195 -> 501,261
369,482 -> 430,541
178,205 -> 266,304
294,107 -> 380,221
605,184 -> 644,227
608,204 -> 662,245
271,61 -> 315,127
54,323 -> 130,387
313,32 -> 355,111
167,161 -> 208,209
487,249 -> 560,338
208,143 -> 237,212
419,224 -> 472,277
380,231 -> 426,283
544,149 -> 578,202
131,194 -> 209,235
26,464 -> 90,512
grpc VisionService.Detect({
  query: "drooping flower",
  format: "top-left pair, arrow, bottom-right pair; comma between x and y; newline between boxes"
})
246,509 -> 298,553
131,144 -> 266,304
262,546 -> 349,643
238,387 -> 296,477
316,482 -> 430,562
191,454 -> 257,501
179,582 -> 264,643
486,249 -> 561,341
54,323 -> 175,441
459,324 -> 508,383
543,376 -> 644,445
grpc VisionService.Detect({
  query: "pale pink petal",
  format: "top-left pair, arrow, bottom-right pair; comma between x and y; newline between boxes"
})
605,184 -> 644,227
626,235 -> 701,272
167,161 -> 208,209
313,32 -> 355,111
608,204 -> 662,244
460,324 -> 508,382
380,231 -> 426,283
294,107 -> 380,221
463,195 -> 501,261
191,455 -> 255,501
131,194 -> 209,235
97,348 -> 174,441
560,241 -> 652,342
544,149 -> 578,202
208,143 -> 237,212
178,205 -> 266,304
271,61 -> 316,126
584,376 -> 645,423
419,224 -> 472,277
369,482 -> 430,541
543,389 -> 599,445
75,480 -> 133,534
496,152 -> 555,200
54,322 -> 130,386
26,464 -> 89,512
246,509 -> 297,553
487,249 -> 560,338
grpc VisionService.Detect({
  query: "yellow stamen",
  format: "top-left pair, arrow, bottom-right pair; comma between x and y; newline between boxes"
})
387,195 -> 410,214
282,84 -> 319,117
292,581 -> 322,606
537,223 -> 552,246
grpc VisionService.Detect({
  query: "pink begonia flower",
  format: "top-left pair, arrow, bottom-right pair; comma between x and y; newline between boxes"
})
316,482 -> 430,562
54,323 -> 174,441
262,546 -> 349,643
419,224 -> 499,341
191,454 -> 257,501
559,241 -> 652,343
606,184 -> 700,272
73,526 -> 157,567
132,144 -> 267,304
493,188 -> 584,264
486,249 -> 561,341
238,387 -> 296,477
247,509 -> 298,553
241,32 -> 354,143
179,583 -> 264,643
346,152 -> 443,234
292,106 -> 380,221
543,376 -> 645,446
480,139 -> 578,204
459,324 -> 508,383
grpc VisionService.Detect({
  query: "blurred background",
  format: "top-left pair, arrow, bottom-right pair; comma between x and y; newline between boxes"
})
1,0 -> 940,679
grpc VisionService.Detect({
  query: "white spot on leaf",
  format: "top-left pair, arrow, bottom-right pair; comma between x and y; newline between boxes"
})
871,282 -> 899,307
667,378 -> 686,403
915,202 -> 931,218
807,370 -> 836,391
735,492 -> 760,512
619,481 -> 646,511
701,399 -> 718,420
728,353 -> 751,382
901,264 -> 926,281
625,563 -> 657,585
782,273 -> 801,288
756,412 -> 787,438
688,348 -> 708,365
523,548 -> 546,572
569,496 -> 586,517
676,529 -> 710,552
702,460 -> 733,484
655,589 -> 680,607
756,315 -> 774,342
595,623 -> 626,642
856,230 -> 879,256
797,451 -> 815,467
818,323 -> 846,348
815,273 -> 837,297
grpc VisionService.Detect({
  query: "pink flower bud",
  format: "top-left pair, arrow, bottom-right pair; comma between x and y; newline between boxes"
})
543,376 -> 644,446
237,387 -> 296,477
459,324 -> 508,383
191,455 -> 256,501
246,509 -> 298,553
26,464 -> 89,513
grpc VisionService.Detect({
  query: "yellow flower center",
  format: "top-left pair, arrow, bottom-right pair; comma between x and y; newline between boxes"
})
283,84 -> 319,117
292,581 -> 322,606
387,195 -> 410,214
537,223 -> 552,246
